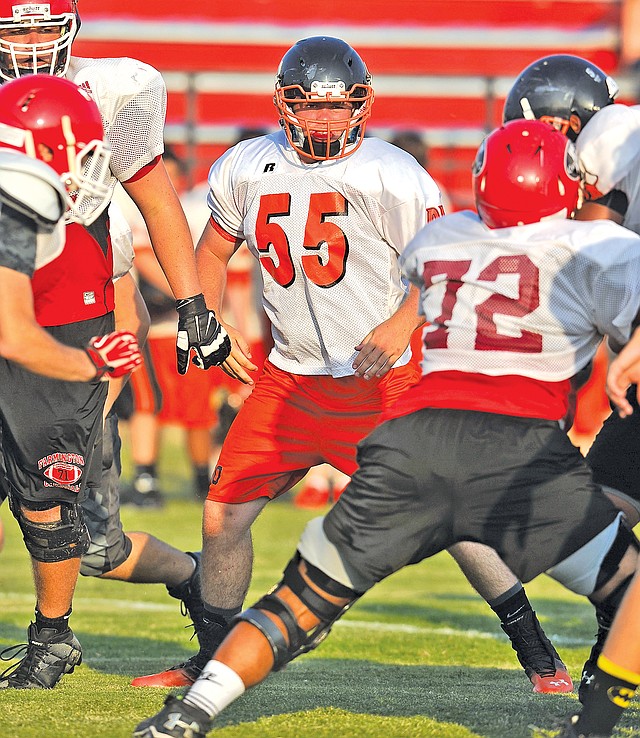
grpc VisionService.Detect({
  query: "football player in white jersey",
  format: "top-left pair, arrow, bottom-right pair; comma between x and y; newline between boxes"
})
134,118 -> 640,738
0,0 -> 229,690
133,36 -> 570,706
503,53 -> 640,738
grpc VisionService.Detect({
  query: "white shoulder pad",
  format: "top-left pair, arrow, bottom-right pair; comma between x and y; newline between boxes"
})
0,149 -> 66,232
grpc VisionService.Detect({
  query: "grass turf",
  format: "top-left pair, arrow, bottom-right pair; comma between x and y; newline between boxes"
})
0,428 -> 638,738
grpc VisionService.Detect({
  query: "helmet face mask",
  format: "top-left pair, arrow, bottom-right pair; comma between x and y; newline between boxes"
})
274,36 -> 374,161
503,54 -> 618,141
473,119 -> 581,229
0,75 -> 111,226
0,1 -> 78,81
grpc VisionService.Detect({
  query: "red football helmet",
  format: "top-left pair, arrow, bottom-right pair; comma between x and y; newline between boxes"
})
0,0 -> 79,81
473,119 -> 581,229
0,74 -> 111,225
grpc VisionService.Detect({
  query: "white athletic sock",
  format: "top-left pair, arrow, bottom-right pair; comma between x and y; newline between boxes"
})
182,660 -> 246,718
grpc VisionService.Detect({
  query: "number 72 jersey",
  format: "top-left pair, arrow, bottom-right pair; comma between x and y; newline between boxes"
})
206,131 -> 443,377
400,211 -> 640,383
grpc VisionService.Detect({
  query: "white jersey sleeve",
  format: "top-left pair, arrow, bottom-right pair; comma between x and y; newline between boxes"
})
205,133 -> 442,377
401,211 -> 640,380
68,57 -> 166,185
577,104 -> 640,234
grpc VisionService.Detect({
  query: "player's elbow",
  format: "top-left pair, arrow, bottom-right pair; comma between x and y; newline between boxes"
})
0,333 -> 24,364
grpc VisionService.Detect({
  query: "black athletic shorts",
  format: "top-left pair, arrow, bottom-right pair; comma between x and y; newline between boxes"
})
586,385 -> 640,506
0,314 -> 112,506
324,408 -> 619,593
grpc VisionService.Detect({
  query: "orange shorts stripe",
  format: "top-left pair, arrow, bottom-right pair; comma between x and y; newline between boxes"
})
207,360 -> 420,504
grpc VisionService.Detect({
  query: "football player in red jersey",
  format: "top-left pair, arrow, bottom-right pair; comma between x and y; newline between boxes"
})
0,0 -> 229,691
0,75 -> 144,689
134,119 -> 640,738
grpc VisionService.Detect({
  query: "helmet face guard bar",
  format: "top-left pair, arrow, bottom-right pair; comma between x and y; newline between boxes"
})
0,10 -> 77,81
63,137 -> 112,227
275,83 -> 374,161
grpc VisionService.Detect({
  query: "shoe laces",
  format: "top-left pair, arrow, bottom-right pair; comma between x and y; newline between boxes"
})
0,642 -> 37,684
504,614 -> 558,677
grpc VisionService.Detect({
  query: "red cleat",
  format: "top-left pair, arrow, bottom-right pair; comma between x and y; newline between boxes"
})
530,666 -> 573,694
131,659 -> 199,688
501,610 -> 574,694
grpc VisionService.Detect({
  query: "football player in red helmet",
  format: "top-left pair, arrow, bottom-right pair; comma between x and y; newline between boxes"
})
0,0 -> 78,80
0,74 -> 111,225
0,1 -> 229,695
133,118 -> 640,738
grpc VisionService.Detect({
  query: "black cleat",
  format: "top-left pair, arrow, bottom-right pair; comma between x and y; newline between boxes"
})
133,694 -> 212,738
167,552 -> 207,648
132,553 -> 228,687
555,714 -> 609,737
578,606 -> 612,704
501,610 -> 573,693
120,473 -> 164,508
0,623 -> 82,689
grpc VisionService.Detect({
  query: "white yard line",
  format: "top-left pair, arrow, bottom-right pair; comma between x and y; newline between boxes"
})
0,593 -> 590,647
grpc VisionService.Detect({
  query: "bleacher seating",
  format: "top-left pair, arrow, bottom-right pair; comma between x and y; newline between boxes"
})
76,0 -> 626,209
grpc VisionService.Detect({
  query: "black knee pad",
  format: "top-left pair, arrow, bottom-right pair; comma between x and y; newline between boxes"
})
235,552 -> 360,671
10,496 -> 90,563
593,519 -> 639,594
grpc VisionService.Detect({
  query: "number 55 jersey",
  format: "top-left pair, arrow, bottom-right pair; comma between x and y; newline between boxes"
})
206,130 -> 443,378
396,210 -> 640,421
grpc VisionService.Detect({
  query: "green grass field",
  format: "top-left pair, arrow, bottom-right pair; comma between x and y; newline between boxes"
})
0,428 -> 638,738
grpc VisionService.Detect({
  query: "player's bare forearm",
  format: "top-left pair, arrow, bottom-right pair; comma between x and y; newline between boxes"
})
0,269 -> 95,380
195,225 -> 233,315
124,160 -> 201,298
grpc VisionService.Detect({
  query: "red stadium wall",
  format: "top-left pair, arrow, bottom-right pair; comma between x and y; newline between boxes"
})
76,0 -> 627,210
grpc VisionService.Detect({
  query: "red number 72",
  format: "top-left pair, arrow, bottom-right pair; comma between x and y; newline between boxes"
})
421,255 -> 542,353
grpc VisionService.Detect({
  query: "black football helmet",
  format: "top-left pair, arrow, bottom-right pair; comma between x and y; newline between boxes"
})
274,36 -> 374,161
503,54 -> 618,141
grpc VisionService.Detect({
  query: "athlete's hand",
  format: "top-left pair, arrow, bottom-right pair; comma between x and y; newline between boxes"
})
85,330 -> 143,381
607,327 -> 640,417
217,322 -> 259,386
175,293 -> 231,374
353,318 -> 411,380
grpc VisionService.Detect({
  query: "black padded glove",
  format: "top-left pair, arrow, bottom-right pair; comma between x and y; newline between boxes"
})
175,293 -> 231,374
